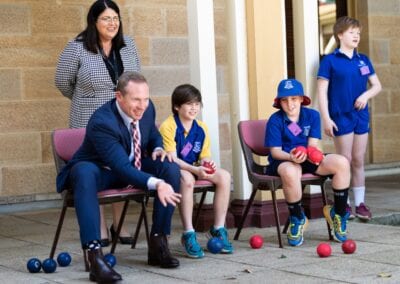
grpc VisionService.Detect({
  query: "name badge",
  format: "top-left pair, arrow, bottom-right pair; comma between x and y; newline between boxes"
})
360,65 -> 370,76
288,122 -> 302,136
180,142 -> 193,157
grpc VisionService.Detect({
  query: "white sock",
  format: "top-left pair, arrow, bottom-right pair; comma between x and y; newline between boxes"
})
352,186 -> 366,206
184,229 -> 195,234
213,225 -> 224,230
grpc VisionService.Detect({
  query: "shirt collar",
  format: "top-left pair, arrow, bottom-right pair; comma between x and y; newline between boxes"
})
333,48 -> 360,58
116,101 -> 136,129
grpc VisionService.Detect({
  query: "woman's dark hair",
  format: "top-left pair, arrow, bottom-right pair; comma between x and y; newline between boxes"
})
76,0 -> 125,53
171,84 -> 202,115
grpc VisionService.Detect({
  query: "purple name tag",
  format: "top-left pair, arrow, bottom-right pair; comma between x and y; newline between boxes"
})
288,122 -> 302,136
360,65 -> 370,75
180,142 -> 193,157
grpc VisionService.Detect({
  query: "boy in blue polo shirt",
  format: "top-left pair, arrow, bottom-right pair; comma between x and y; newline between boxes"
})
317,16 -> 382,221
159,84 -> 233,258
265,79 -> 351,246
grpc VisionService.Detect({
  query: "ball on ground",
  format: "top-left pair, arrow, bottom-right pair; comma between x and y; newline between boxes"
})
42,258 -> 57,273
316,242 -> 331,258
342,239 -> 356,254
249,235 -> 263,249
104,253 -> 117,268
207,237 -> 223,254
57,252 -> 72,267
27,258 -> 42,273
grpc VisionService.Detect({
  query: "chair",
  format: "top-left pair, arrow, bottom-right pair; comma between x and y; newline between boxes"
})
49,128 -> 149,271
234,119 -> 332,248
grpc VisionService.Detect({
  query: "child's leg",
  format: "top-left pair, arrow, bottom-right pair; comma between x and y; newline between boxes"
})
351,133 -> 368,203
208,168 -> 231,228
277,162 -> 303,203
178,170 -> 196,231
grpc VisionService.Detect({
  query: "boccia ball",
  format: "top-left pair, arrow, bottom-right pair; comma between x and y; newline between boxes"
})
202,161 -> 216,174
207,237 -> 223,254
342,239 -> 356,254
42,258 -> 57,273
27,258 -> 42,273
57,252 -> 72,267
249,235 -> 263,249
104,253 -> 116,268
307,147 -> 324,164
294,146 -> 307,156
316,242 -> 331,258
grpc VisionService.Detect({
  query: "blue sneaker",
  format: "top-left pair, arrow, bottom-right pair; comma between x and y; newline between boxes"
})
208,227 -> 234,254
181,231 -> 204,258
323,205 -> 349,242
287,213 -> 308,246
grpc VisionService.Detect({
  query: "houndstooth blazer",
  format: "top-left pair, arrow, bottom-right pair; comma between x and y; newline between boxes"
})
55,35 -> 141,128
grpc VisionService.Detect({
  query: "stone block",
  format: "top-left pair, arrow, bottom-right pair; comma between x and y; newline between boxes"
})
131,7 -> 165,36
0,4 -> 30,35
214,8 -> 226,36
0,69 -> 22,101
0,132 -> 41,166
31,3 -> 84,34
131,36 -> 150,66
0,100 -> 70,132
151,38 -> 188,65
1,163 -> 56,196
372,39 -> 389,64
371,89 -> 390,114
41,131 -> 53,164
152,96 -> 171,124
390,38 -> 400,64
372,116 -> 399,141
166,8 -> 187,36
215,37 -> 227,65
391,90 -> 400,113
370,16 -> 400,38
23,68 -> 59,99
218,93 -> 231,122
219,149 -> 233,177
126,0 -> 185,6
368,0 -> 400,16
371,139 -> 400,163
374,65 -> 400,90
218,122 -> 231,151
142,66 -> 190,97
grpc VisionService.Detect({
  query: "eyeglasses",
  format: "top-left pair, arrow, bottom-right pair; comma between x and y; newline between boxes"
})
98,16 -> 120,24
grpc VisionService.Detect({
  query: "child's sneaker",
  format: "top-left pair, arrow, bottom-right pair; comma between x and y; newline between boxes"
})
323,205 -> 349,242
208,227 -> 234,254
355,203 -> 372,221
346,204 -> 356,220
181,231 -> 204,258
287,212 -> 308,246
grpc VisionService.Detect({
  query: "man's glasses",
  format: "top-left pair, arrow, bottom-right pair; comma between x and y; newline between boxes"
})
98,16 -> 120,24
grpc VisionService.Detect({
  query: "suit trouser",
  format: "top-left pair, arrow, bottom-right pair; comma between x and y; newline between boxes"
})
69,158 -> 180,247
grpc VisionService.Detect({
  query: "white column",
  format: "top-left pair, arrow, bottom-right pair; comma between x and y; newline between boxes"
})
187,0 -> 221,166
292,0 -> 321,194
226,0 -> 251,199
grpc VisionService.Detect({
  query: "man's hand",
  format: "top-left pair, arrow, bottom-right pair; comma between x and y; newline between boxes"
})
152,148 -> 173,162
156,181 -> 182,207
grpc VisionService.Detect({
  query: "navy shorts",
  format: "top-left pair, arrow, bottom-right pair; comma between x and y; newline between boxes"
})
332,109 -> 370,136
266,159 -> 319,177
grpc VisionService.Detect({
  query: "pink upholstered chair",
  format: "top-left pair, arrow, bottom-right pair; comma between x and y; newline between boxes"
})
50,128 -> 149,271
234,119 -> 332,248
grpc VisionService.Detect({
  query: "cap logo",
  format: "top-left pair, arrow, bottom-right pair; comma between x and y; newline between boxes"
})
284,80 -> 294,90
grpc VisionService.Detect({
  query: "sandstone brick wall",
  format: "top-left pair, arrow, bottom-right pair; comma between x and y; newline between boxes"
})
0,0 -> 232,203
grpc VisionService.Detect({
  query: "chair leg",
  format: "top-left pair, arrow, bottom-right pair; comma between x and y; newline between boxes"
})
282,217 -> 290,234
49,205 -> 68,259
320,182 -> 333,240
234,187 -> 257,240
142,200 -> 150,247
271,189 -> 283,248
83,249 -> 89,272
110,200 -> 130,254
193,190 -> 208,230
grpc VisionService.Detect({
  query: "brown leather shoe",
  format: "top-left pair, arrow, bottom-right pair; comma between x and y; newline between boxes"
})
148,234 -> 179,268
87,248 -> 122,283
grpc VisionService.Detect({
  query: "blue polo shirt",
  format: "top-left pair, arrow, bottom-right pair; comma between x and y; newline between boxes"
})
265,107 -> 321,164
317,49 -> 375,115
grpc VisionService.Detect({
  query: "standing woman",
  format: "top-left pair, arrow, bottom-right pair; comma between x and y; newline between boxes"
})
55,0 -> 140,246
317,16 -> 382,221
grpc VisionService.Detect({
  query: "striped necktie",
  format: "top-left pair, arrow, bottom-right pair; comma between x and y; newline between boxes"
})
131,121 -> 141,170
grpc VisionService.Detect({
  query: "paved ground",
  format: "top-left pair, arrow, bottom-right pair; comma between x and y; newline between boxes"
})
0,174 -> 399,283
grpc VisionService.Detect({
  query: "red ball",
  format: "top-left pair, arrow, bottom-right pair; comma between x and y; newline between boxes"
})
316,242 -> 332,257
249,235 -> 263,249
342,239 -> 356,254
202,161 -> 215,174
294,146 -> 307,156
307,147 -> 324,164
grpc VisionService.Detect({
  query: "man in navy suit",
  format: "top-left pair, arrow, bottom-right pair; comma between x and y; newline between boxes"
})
57,71 -> 182,283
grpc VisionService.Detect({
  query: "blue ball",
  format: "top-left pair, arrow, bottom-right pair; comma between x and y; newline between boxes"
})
207,237 -> 224,254
57,252 -> 72,267
27,258 -> 42,273
42,258 -> 57,273
104,253 -> 116,268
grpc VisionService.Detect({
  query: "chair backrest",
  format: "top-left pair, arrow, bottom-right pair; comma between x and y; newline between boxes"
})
238,119 -> 269,156
52,128 -> 86,173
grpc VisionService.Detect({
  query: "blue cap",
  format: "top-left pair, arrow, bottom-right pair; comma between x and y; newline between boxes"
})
273,79 -> 311,109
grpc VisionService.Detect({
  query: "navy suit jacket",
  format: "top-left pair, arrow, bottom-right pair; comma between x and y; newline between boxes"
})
56,98 -> 162,193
